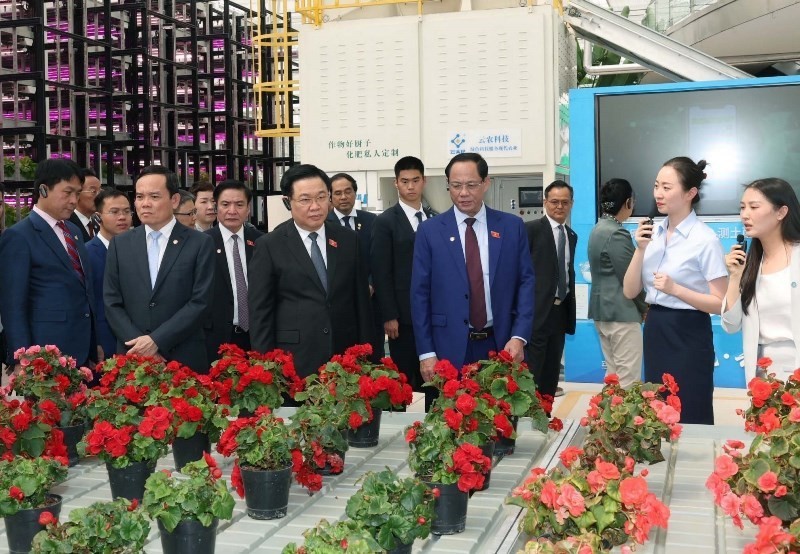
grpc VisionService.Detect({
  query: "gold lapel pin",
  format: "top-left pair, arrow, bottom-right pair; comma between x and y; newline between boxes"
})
173,240 -> 178,245
217,249 -> 222,254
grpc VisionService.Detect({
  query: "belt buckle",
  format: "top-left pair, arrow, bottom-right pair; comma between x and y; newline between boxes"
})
553,298 -> 562,306
233,325 -> 245,334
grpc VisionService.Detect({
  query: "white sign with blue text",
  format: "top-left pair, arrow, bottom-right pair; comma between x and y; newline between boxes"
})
447,129 -> 522,158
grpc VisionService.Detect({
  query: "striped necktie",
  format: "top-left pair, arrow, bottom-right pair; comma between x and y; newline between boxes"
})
56,221 -> 85,282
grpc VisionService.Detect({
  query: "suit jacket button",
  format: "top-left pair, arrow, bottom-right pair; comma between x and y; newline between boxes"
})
149,302 -> 156,308
464,294 -> 468,299
463,319 -> 468,325
84,313 -> 90,318
323,328 -> 330,334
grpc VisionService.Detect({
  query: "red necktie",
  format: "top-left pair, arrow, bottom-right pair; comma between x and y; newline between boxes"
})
56,221 -> 85,282
465,218 -> 487,330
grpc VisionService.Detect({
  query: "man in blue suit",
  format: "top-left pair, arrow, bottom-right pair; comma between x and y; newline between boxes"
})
0,158 -> 98,373
85,187 -> 132,359
411,153 -> 535,409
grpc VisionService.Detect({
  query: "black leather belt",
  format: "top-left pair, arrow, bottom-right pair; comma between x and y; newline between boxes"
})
468,327 -> 494,341
232,325 -> 248,335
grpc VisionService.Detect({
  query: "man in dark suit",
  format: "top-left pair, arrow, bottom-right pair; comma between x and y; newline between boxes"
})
411,153 -> 535,409
85,187 -> 132,360
372,156 -> 435,391
0,158 -> 98,372
104,165 -> 215,372
526,180 -> 578,399
326,172 -> 382,360
68,168 -> 101,242
205,180 -> 263,362
249,164 -> 372,378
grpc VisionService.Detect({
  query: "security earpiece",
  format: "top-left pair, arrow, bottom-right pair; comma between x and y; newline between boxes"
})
38,184 -> 48,198
282,197 -> 291,211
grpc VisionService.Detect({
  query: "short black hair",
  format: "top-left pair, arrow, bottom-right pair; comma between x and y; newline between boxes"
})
136,165 -> 179,196
545,179 -> 574,199
329,173 -> 357,193
213,179 -> 253,203
94,187 -> 129,212
35,158 -> 85,190
445,153 -> 488,180
81,167 -> 98,179
394,156 -> 425,178
280,164 -> 331,198
190,181 -> 215,196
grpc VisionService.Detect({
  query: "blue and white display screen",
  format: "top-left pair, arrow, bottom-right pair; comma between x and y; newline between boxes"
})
596,84 -> 800,216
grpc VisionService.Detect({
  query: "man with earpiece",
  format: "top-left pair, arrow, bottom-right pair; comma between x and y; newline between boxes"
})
0,158 -> 100,374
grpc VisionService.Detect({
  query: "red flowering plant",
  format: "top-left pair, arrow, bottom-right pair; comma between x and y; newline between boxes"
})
0,455 -> 68,517
741,516 -> 800,554
706,420 -> 800,529
462,350 -> 556,437
738,357 -> 800,434
405,361 -> 492,493
289,379 -> 350,492
79,396 -> 176,469
209,344 -> 304,414
94,354 -> 169,405
216,407 -> 297,497
6,345 -> 93,426
0,396 -> 68,460
579,373 -> 682,467
507,447 -> 670,550
316,343 -> 413,431
158,361 -> 231,443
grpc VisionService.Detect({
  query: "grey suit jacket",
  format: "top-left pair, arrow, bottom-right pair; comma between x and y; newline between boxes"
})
104,222 -> 215,372
587,217 -> 647,322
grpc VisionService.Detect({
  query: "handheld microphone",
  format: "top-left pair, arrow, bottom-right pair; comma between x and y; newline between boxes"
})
643,206 -> 658,238
736,234 -> 748,264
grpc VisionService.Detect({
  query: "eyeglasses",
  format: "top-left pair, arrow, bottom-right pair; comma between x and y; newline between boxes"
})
174,209 -> 198,216
104,209 -> 132,217
292,193 -> 330,207
448,181 -> 483,192
81,188 -> 99,196
546,199 -> 572,208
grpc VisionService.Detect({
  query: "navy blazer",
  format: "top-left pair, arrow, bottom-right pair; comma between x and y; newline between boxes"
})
410,206 -> 535,368
85,236 -> 117,357
0,211 -> 96,366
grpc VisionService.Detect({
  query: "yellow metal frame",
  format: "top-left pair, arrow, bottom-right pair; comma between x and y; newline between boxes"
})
295,0 -> 425,27
251,0 -> 300,138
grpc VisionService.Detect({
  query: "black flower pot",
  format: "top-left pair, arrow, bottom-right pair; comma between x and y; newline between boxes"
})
240,464 -> 292,519
347,409 -> 382,448
106,460 -> 156,501
386,542 -> 413,554
58,423 -> 86,467
3,494 -> 62,554
172,432 -> 211,471
423,481 -> 468,535
316,449 -> 346,476
158,518 -> 218,554
475,441 -> 496,492
495,416 -> 519,456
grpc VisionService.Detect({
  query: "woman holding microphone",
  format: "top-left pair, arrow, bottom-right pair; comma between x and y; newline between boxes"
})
623,157 -> 728,425
722,178 -> 800,382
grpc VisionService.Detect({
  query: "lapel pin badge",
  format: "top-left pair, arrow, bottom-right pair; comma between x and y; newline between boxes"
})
74,235 -> 79,240
328,239 -> 338,248
246,240 -> 255,246
357,223 -> 362,231
450,237 -> 455,242
491,231 -> 500,238
216,249 -> 222,254
173,240 -> 178,245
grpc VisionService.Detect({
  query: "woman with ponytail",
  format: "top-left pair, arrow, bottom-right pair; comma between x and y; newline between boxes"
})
623,157 -> 728,424
588,178 -> 648,388
722,178 -> 800,382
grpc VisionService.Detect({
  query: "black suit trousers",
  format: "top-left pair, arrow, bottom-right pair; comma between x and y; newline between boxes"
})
528,302 -> 567,399
388,323 -> 422,391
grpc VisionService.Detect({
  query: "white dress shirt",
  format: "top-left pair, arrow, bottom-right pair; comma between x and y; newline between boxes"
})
333,208 -> 355,228
398,200 -> 426,232
641,210 -> 727,309
145,217 -> 178,270
75,210 -> 92,236
33,206 -> 69,252
219,225 -> 248,326
294,222 -> 328,266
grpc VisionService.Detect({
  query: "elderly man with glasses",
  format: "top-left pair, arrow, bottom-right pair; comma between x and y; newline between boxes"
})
68,167 -> 102,241
526,180 -> 578,403
248,164 -> 372,380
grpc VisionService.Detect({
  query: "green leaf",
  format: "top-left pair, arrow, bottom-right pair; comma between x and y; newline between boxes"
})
590,503 -> 616,534
770,436 -> 790,458
767,495 -> 800,523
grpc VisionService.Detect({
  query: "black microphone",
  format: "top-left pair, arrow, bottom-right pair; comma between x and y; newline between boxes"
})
643,205 -> 658,238
736,234 -> 748,264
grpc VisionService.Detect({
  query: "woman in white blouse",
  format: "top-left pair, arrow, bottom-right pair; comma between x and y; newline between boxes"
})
623,157 -> 728,425
722,178 -> 800,383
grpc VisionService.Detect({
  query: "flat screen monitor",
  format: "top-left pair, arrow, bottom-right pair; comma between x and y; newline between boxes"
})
596,84 -> 800,217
